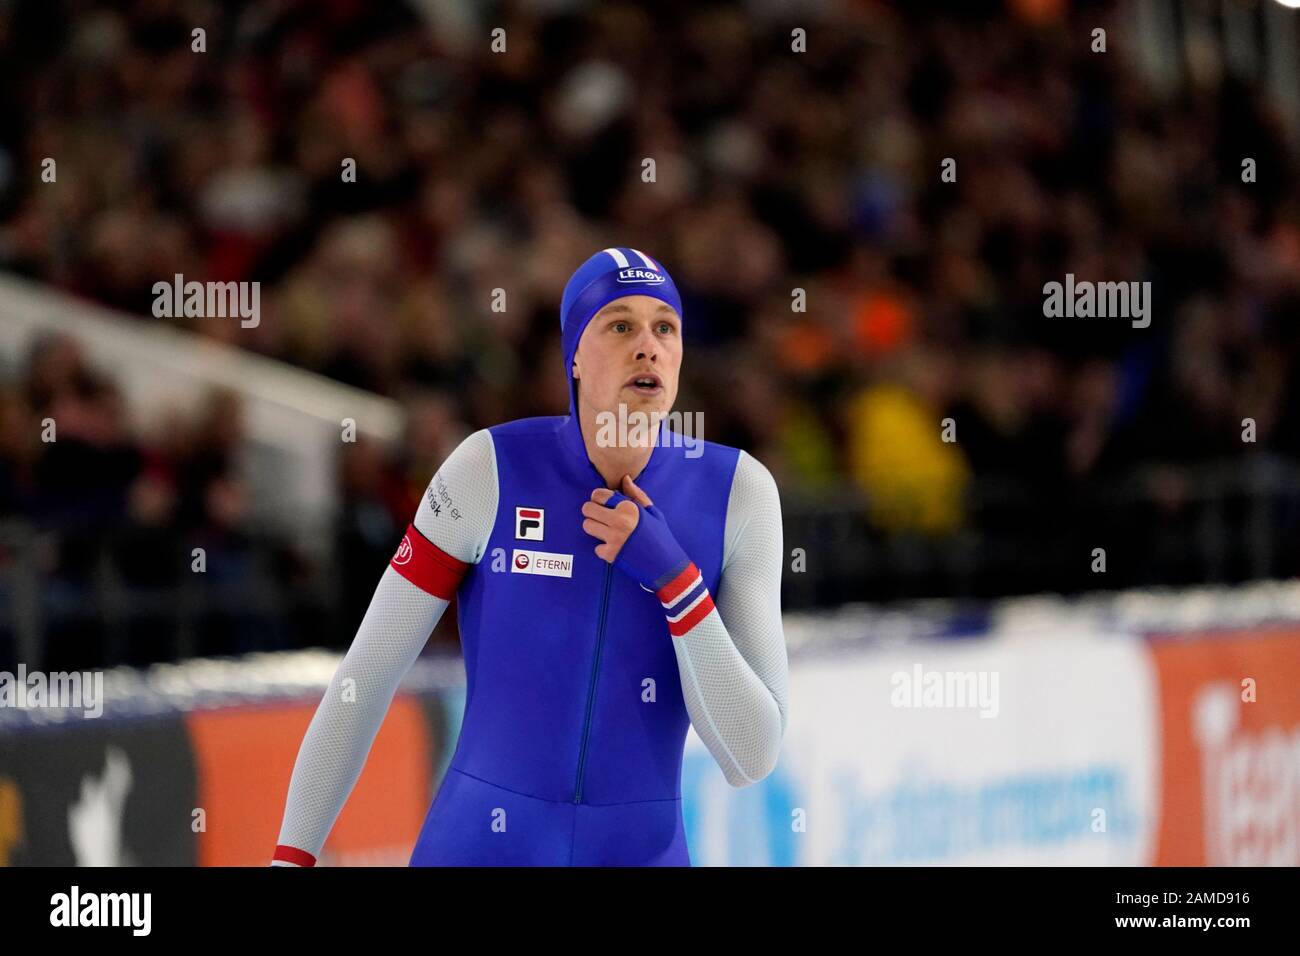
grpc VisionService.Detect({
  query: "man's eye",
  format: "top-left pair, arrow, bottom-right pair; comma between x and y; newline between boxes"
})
613,322 -> 629,332
658,322 -> 673,333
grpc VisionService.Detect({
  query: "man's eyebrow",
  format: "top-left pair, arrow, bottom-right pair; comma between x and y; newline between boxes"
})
596,303 -> 679,316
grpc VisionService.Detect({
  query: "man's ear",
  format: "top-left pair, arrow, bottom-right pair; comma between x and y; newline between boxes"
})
571,359 -> 580,381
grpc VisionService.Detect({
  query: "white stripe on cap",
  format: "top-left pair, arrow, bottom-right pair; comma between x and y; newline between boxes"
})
630,249 -> 659,271
603,247 -> 630,268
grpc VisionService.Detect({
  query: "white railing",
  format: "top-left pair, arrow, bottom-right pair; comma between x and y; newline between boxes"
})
0,273 -> 405,541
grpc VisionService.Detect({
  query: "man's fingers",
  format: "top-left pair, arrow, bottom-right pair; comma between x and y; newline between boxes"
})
581,501 -> 620,523
584,487 -> 638,560
621,474 -> 653,507
582,500 -> 637,529
612,502 -> 639,528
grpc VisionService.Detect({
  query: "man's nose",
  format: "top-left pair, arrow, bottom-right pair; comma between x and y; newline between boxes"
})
633,328 -> 658,361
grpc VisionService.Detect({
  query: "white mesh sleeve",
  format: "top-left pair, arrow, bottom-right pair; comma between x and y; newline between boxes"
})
272,430 -> 498,863
669,450 -> 789,787
411,428 -> 499,563
274,568 -> 451,861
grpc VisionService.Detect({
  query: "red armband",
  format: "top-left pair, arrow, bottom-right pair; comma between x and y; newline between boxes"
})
389,524 -> 469,599
273,844 -> 316,867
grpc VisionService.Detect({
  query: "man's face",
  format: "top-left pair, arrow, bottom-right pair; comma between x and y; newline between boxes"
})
572,294 -> 682,419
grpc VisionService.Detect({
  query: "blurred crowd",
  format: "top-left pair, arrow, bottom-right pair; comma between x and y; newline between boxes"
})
2,0 -> 1300,664
0,332 -> 327,667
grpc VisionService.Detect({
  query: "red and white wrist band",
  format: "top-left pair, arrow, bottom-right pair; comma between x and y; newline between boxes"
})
389,524 -> 469,599
655,561 -> 715,637
272,845 -> 316,867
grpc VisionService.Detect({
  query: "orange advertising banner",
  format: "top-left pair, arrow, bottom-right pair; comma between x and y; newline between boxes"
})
187,695 -> 438,866
1149,627 -> 1300,866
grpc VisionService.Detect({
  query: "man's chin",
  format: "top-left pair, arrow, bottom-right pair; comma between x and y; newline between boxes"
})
616,390 -> 670,416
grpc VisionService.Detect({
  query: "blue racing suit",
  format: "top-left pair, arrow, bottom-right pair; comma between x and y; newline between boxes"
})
408,412 -> 739,865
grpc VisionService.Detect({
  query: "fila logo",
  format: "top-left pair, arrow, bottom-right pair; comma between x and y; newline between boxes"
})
511,549 -> 573,578
516,507 -> 544,540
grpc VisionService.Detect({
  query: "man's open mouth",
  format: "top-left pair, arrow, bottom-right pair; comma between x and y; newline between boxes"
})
624,373 -> 662,393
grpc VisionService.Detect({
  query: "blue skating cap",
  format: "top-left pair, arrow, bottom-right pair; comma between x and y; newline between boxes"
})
559,247 -> 682,412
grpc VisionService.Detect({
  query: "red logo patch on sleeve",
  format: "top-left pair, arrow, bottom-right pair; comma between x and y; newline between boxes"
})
389,525 -> 469,599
